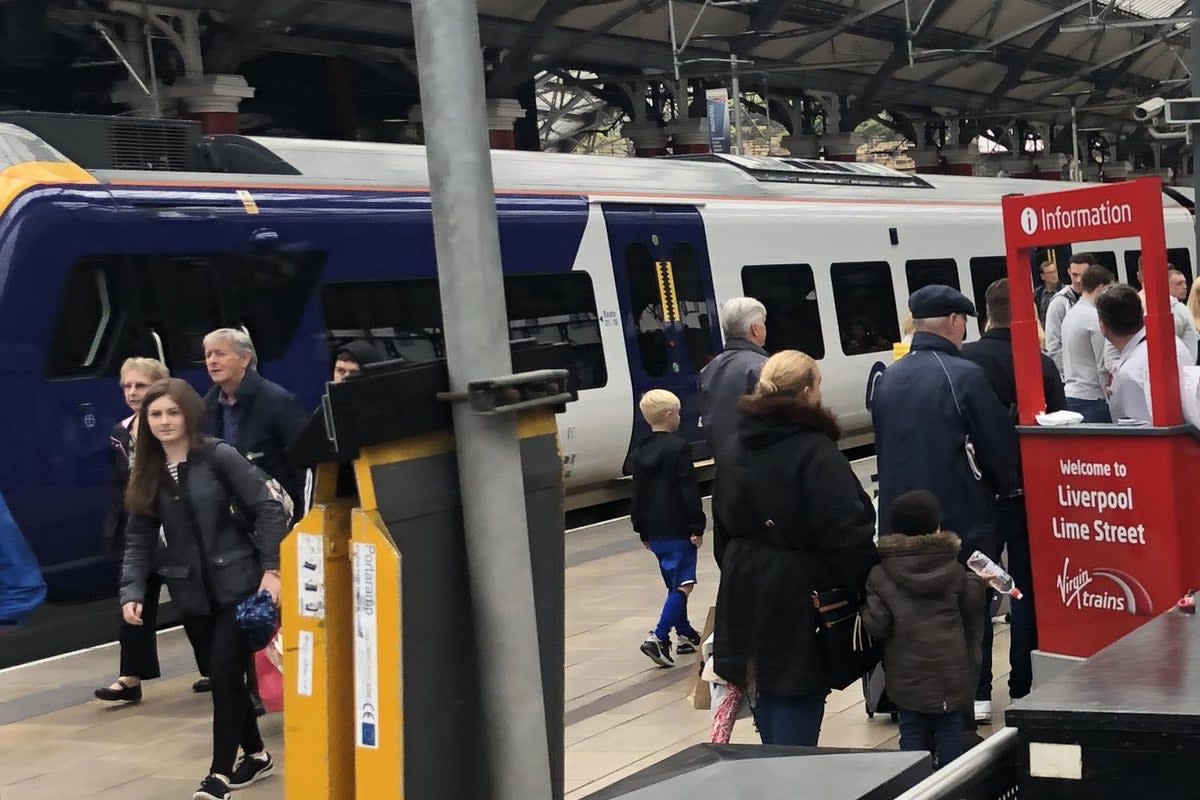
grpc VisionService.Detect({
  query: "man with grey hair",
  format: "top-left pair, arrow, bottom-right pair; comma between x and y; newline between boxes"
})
699,297 -> 768,567
201,328 -> 308,523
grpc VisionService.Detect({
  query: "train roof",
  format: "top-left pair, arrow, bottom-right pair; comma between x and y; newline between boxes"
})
0,118 -> 1189,211
95,138 -> 1199,209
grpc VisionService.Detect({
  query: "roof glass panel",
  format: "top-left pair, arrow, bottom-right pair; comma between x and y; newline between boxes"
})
1111,0 -> 1188,17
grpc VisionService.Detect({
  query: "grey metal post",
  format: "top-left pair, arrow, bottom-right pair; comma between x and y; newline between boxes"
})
731,54 -> 744,155
410,3 -> 555,800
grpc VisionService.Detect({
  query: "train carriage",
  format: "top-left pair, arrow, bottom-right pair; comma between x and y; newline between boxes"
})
0,115 -> 1191,597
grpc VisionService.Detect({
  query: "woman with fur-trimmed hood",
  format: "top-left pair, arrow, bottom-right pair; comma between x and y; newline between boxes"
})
713,350 -> 878,747
862,490 -> 986,768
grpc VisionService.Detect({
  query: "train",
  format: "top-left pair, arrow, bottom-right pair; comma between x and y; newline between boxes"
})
0,113 -> 1194,598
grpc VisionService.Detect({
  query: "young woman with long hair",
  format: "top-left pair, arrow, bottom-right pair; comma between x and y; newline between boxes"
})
120,378 -> 288,800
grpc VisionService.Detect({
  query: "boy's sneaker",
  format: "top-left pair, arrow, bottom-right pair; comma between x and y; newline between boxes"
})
639,634 -> 674,667
193,775 -> 231,800
228,752 -> 274,789
675,631 -> 701,655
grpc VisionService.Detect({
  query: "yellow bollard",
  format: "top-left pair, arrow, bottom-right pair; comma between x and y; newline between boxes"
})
282,461 -> 356,800
348,438 -> 439,799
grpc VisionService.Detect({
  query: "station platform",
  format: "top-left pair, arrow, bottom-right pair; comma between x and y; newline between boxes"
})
0,491 -> 1017,799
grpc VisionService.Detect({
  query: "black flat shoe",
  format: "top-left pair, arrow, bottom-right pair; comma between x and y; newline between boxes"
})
94,679 -> 142,703
192,677 -> 212,693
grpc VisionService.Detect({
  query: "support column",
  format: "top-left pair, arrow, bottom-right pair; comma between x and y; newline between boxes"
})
621,122 -> 669,157
169,74 -> 254,134
821,132 -> 864,162
484,98 -> 527,150
669,117 -> 712,154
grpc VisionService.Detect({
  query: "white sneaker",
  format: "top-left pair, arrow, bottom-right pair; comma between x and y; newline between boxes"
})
974,700 -> 993,724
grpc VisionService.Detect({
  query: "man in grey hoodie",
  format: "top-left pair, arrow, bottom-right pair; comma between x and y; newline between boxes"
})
699,297 -> 768,567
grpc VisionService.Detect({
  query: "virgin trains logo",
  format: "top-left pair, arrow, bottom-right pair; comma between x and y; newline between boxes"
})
1057,558 -> 1153,616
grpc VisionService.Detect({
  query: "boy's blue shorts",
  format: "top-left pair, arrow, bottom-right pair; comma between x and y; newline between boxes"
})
649,538 -> 698,591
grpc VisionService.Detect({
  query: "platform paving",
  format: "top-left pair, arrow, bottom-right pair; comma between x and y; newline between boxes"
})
0,486 -> 1014,799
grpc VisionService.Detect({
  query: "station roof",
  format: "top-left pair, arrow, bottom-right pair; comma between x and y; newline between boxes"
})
465,0 -> 1194,132
38,1 -> 1198,138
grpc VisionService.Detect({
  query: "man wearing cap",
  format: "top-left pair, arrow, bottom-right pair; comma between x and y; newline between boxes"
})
872,285 -> 1021,728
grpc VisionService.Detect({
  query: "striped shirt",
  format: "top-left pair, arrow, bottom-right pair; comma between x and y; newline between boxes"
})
167,461 -> 184,483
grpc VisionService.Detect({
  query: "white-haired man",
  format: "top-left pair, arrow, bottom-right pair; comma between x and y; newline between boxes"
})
698,296 -> 768,567
201,328 -> 308,523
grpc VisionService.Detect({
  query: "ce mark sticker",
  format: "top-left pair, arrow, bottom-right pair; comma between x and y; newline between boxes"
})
360,704 -> 378,748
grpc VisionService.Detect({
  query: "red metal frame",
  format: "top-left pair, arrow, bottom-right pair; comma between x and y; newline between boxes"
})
1000,177 -> 1199,660
1002,177 -> 1180,426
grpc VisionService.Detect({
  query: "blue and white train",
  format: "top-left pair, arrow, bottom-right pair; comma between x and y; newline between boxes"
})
0,116 -> 1193,598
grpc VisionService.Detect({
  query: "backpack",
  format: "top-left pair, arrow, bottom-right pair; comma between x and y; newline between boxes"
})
204,441 -> 294,529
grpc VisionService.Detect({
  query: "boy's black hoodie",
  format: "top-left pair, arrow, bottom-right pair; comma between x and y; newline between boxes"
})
628,431 -> 706,541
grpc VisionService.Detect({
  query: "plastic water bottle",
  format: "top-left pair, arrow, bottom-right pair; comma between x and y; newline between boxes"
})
966,551 -> 1023,599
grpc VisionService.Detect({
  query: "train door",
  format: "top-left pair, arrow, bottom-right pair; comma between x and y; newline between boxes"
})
601,204 -> 722,461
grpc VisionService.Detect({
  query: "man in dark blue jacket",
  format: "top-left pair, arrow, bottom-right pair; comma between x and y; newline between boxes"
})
201,328 -> 308,524
961,278 -> 1061,702
872,285 -> 1021,727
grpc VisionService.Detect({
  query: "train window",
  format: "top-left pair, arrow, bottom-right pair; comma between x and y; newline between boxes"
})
968,257 -> 1008,334
48,258 -> 117,378
905,259 -> 960,294
226,252 -> 325,362
830,261 -> 899,356
740,264 -> 825,359
127,252 -> 322,367
321,273 -> 608,391
323,278 -> 444,364
47,251 -> 322,378
130,256 -> 224,366
504,272 -> 608,390
670,243 -> 718,371
624,243 -> 668,377
1123,248 -> 1193,288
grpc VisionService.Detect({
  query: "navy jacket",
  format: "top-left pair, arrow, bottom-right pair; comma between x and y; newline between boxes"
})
698,337 -> 768,563
628,431 -> 706,541
203,369 -> 308,522
960,328 -> 1067,417
872,332 -> 1021,561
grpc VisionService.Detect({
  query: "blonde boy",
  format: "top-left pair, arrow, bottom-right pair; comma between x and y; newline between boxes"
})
628,390 -> 707,667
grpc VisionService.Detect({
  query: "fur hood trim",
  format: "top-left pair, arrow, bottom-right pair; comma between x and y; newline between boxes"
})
736,394 -> 841,441
877,531 -> 961,554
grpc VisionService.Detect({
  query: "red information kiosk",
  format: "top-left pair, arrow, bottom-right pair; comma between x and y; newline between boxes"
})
1002,178 -> 1200,674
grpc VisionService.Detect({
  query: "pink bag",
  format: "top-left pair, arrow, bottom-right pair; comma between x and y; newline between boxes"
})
710,684 -> 743,744
253,632 -> 284,713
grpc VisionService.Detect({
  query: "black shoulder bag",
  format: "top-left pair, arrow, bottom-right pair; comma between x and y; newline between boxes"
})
741,469 -> 880,691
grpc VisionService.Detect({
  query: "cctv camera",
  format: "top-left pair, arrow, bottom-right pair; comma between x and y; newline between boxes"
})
1133,97 -> 1166,122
